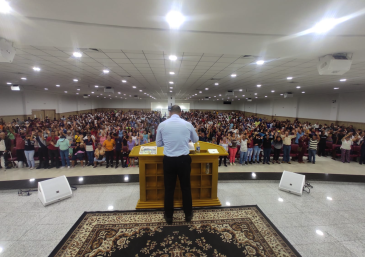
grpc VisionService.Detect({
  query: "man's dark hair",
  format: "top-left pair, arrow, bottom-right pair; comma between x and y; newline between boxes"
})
170,105 -> 181,114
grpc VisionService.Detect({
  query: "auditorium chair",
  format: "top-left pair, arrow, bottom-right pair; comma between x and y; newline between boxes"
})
290,144 -> 299,160
325,142 -> 333,156
332,144 -> 342,160
350,145 -> 361,161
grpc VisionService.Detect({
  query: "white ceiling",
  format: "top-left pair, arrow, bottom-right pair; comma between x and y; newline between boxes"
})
1,0 -> 365,100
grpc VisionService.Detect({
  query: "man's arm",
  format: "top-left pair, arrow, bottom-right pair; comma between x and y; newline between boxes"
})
190,124 -> 199,143
155,124 -> 164,147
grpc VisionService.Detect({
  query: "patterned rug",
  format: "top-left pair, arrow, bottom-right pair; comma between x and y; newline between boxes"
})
50,206 -> 300,257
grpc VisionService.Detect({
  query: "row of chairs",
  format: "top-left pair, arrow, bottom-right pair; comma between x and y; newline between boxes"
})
232,142 -> 362,161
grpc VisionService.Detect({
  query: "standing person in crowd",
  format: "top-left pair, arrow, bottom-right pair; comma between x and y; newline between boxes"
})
35,130 -> 49,169
262,133 -> 272,165
93,143 -> 106,168
219,137 -> 229,167
281,129 -> 297,164
46,130 -> 60,169
297,134 -> 308,164
8,126 -> 27,168
114,133 -> 123,168
52,134 -> 70,169
84,134 -> 95,166
318,131 -> 327,157
239,135 -> 248,165
359,138 -> 365,165
103,135 -> 115,168
252,134 -> 263,164
228,133 -> 238,165
24,132 -> 36,170
247,135 -> 254,164
308,132 -> 319,164
272,136 -> 283,164
127,137 -> 136,167
340,133 -> 354,163
0,132 -> 11,169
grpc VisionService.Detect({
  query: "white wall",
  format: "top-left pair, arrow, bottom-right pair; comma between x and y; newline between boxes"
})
1,88 -> 365,123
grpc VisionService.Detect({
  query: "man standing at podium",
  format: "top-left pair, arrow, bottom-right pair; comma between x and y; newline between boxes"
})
156,105 -> 199,224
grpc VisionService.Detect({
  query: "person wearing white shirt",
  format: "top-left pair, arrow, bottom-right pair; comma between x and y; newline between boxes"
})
239,135 -> 248,165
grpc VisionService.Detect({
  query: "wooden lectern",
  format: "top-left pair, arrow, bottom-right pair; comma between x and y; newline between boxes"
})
129,141 -> 228,209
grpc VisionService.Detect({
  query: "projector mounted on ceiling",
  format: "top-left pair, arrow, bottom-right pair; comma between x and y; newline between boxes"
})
247,98 -> 252,102
104,87 -> 114,93
317,54 -> 352,75
284,92 -> 293,98
225,90 -> 234,96
83,94 -> 89,98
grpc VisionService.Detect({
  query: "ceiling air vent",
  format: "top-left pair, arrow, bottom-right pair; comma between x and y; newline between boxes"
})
210,78 -> 223,80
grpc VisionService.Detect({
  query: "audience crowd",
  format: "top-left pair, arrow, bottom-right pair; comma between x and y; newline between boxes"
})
0,110 -> 364,170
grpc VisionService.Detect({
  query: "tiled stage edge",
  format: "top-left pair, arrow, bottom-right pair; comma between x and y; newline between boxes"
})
0,172 -> 364,190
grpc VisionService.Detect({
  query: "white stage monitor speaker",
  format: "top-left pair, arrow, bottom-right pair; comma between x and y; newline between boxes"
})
38,175 -> 72,206
279,171 -> 305,196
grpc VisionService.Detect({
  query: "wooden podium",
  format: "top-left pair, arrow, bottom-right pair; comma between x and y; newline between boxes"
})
129,141 -> 228,209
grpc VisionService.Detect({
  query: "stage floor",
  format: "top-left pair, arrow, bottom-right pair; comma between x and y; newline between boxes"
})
0,156 -> 363,182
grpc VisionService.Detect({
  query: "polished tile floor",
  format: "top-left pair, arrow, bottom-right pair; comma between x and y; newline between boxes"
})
0,155 -> 364,181
0,181 -> 364,257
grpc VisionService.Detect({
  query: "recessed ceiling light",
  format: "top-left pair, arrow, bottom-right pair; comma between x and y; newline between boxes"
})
265,96 -> 267,97
165,11 -> 185,29
6,82 -> 11,85
21,77 -> 27,80
311,19 -> 339,34
103,69 -> 110,74
271,90 -> 275,92
91,92 -> 94,93
205,88 -> 209,90
195,94 -> 197,95
255,97 -> 258,98
169,81 -> 174,84
254,93 -> 257,95
239,89 -> 242,92
104,97 -> 106,98
340,79 -> 346,82
199,91 -> 202,93
33,67 -> 41,71
257,84 -> 261,87
169,71 -> 175,75
334,87 -> 339,90
169,90 -> 172,92
302,91 -> 305,93
219,94 -> 221,96
280,94 -> 283,95
73,51 -> 82,58
64,91 -> 68,93
95,85 -> 98,88
169,87 -> 173,89
316,230 -> 324,236
139,90 -> 142,92
132,86 -> 136,88
73,79 -> 78,82
77,89 -> 80,91
287,77 -> 293,80
242,95 -> 245,96
144,93 -> 146,94
215,82 -> 219,86
214,96 -> 216,97
117,92 -> 121,94
231,74 -> 237,77
121,80 -> 127,83
76,93 -> 79,95
256,60 -> 265,65
296,86 -> 301,88
0,0 -> 11,14
169,55 -> 177,61
44,88 -> 48,90
109,95 -> 111,96
97,96 -> 99,97
56,84 -> 60,87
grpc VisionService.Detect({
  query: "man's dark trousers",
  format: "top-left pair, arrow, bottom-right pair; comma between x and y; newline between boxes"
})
163,155 -> 192,218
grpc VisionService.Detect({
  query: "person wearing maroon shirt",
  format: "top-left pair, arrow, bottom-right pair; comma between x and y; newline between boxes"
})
298,134 -> 309,164
9,126 -> 28,167
46,131 -> 60,169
